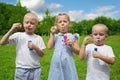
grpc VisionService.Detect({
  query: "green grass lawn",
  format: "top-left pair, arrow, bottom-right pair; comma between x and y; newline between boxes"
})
0,35 -> 120,80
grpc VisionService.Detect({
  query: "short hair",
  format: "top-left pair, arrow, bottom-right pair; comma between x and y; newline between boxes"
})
24,12 -> 39,24
92,23 -> 108,34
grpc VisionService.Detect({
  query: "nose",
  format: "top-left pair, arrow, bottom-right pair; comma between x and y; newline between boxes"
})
61,21 -> 64,26
28,22 -> 31,25
61,23 -> 64,26
27,23 -> 31,27
96,35 -> 100,39
61,24 -> 64,27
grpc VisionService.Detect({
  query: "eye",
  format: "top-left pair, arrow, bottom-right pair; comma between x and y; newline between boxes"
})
24,21 -> 29,24
93,33 -> 98,36
30,22 -> 35,25
58,21 -> 62,23
63,20 -> 67,23
99,33 -> 104,36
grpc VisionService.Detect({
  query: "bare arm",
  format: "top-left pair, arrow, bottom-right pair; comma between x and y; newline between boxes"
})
79,43 -> 87,60
47,26 -> 57,49
93,51 -> 116,64
79,36 -> 92,60
47,33 -> 55,49
69,39 -> 80,55
0,28 -> 14,45
28,43 -> 44,57
0,23 -> 22,45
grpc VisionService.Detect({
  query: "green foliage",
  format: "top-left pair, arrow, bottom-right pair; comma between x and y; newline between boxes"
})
39,14 -> 120,35
16,0 -> 22,7
0,3 -> 120,36
0,2 -> 28,35
36,9 -> 55,35
94,16 -> 120,35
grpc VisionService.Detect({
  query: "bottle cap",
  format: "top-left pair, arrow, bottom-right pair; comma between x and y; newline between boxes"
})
94,48 -> 97,51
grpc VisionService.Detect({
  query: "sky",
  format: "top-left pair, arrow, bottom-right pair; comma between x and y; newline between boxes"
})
0,0 -> 120,21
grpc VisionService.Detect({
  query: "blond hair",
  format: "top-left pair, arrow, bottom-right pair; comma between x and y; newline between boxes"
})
24,12 -> 39,24
55,13 -> 70,25
92,23 -> 108,34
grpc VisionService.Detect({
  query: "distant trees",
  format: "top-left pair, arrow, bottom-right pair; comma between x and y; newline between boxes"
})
0,3 -> 120,35
36,9 -> 55,35
70,16 -> 120,35
0,2 -> 28,34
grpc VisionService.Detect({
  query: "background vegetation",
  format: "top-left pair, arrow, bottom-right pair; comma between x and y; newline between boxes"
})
0,2 -> 120,36
0,2 -> 120,80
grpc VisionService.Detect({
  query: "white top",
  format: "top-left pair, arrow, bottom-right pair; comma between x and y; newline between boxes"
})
85,44 -> 115,80
8,32 -> 46,68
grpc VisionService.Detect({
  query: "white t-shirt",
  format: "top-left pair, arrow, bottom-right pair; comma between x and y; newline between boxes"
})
8,32 -> 46,68
85,44 -> 115,80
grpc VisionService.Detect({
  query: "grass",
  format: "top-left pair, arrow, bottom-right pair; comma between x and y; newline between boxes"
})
0,35 -> 120,80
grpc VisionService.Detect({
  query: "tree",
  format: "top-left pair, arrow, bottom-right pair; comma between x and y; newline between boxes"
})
0,3 -> 28,34
16,0 -> 22,7
94,16 -> 119,35
36,9 -> 55,35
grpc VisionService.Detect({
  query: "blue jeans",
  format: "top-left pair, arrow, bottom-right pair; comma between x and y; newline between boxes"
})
14,67 -> 41,80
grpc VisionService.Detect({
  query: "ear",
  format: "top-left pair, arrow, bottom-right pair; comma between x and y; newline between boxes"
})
90,34 -> 93,37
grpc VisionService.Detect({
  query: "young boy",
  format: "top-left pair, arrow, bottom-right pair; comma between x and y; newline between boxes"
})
79,23 -> 116,80
0,12 -> 46,80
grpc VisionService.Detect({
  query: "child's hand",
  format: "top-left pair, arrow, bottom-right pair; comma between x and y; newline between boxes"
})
66,39 -> 73,47
11,23 -> 22,31
50,26 -> 57,34
28,41 -> 36,50
92,51 -> 101,58
28,40 -> 39,51
83,36 -> 92,45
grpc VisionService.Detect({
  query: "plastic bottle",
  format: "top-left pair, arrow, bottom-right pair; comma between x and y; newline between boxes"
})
28,40 -> 33,51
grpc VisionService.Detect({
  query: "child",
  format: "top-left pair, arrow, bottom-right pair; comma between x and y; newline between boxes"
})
79,23 -> 116,80
47,13 -> 80,80
0,12 -> 46,80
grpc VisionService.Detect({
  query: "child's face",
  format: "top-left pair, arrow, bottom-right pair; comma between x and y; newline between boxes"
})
91,25 -> 108,46
56,15 -> 70,33
23,13 -> 38,35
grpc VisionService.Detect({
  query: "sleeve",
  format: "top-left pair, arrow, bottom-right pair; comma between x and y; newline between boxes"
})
107,46 -> 115,57
8,32 -> 19,44
73,33 -> 80,40
37,36 -> 46,50
54,34 -> 58,46
85,44 -> 92,57
73,33 -> 80,43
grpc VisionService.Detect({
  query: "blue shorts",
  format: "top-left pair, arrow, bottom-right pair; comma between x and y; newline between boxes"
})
14,67 -> 41,80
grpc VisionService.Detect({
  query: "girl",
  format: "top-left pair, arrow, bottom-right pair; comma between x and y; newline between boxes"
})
47,13 -> 80,80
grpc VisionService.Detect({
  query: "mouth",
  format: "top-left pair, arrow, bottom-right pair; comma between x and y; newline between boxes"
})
94,39 -> 103,46
94,39 -> 101,44
60,26 -> 65,31
26,27 -> 31,30
96,39 -> 100,42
